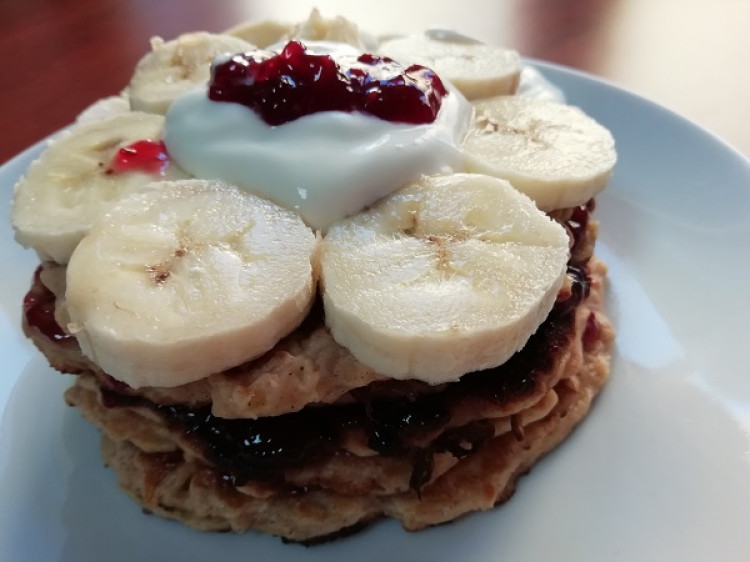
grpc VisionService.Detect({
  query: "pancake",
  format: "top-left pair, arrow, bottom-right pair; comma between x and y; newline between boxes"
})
24,232 -> 613,542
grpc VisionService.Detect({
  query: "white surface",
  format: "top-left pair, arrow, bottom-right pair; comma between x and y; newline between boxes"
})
2,63 -> 750,561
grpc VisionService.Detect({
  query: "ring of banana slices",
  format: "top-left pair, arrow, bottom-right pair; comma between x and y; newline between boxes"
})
11,8 -> 616,544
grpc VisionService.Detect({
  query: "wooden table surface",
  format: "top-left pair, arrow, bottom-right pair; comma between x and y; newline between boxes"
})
1,0 -> 749,164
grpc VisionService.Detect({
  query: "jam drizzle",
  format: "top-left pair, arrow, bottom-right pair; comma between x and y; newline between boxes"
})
106,140 -> 171,175
23,268 -> 73,342
209,41 -> 448,126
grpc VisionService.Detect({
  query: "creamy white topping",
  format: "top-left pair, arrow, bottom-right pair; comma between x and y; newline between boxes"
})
164,85 -> 471,231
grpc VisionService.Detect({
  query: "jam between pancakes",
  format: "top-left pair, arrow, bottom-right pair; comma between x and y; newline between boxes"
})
23,269 -> 73,343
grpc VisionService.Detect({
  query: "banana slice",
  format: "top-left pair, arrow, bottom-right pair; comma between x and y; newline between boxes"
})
285,8 -> 369,49
128,32 -> 254,114
75,94 -> 130,125
378,34 -> 521,100
224,19 -> 292,48
12,112 -> 188,264
320,173 -> 570,384
462,96 -> 617,211
65,179 -> 318,389
226,10 -> 373,50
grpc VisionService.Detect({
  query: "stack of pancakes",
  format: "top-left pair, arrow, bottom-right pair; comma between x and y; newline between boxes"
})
22,204 -> 613,544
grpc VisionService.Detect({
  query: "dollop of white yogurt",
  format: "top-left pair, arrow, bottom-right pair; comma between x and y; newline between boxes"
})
164,84 -> 471,231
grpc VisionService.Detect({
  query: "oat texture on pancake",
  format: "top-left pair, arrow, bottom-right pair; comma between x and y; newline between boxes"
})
11,9 -> 615,544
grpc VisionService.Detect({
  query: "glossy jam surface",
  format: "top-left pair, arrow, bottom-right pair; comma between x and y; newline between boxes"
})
568,200 -> 593,257
209,41 -> 447,126
107,140 -> 170,175
23,269 -> 73,342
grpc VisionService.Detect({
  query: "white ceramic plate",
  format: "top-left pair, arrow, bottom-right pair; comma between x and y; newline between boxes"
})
2,63 -> 750,561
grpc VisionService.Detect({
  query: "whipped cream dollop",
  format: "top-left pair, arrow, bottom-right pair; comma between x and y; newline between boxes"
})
164,47 -> 472,231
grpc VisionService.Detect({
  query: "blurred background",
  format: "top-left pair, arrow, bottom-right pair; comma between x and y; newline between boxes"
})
1,0 -> 749,161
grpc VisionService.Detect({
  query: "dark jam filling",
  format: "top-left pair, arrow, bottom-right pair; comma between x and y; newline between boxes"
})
209,41 -> 448,126
568,199 -> 595,258
106,140 -> 170,175
23,268 -> 73,342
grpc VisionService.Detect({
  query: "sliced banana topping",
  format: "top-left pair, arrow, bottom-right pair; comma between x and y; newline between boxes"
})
285,8 -> 369,49
12,112 -> 188,264
128,32 -> 255,114
320,173 -> 570,384
462,96 -> 617,211
226,10 -> 371,50
224,19 -> 292,48
65,179 -> 318,389
378,34 -> 521,100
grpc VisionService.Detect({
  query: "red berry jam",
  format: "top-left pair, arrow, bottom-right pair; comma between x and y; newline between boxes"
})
567,203 -> 590,254
209,41 -> 448,126
582,312 -> 601,350
107,140 -> 170,175
23,268 -> 73,343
